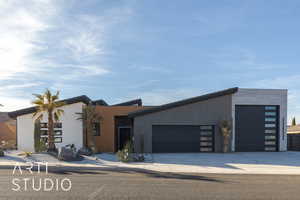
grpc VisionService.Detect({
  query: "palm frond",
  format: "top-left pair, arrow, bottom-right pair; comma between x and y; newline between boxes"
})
32,93 -> 44,100
53,101 -> 66,108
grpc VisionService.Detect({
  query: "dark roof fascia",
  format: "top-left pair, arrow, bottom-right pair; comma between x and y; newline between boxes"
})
8,95 -> 92,118
112,99 -> 142,106
128,87 -> 239,118
92,99 -> 108,106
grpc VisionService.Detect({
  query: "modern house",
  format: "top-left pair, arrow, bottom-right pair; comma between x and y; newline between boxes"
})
8,87 -> 288,153
129,88 -> 287,153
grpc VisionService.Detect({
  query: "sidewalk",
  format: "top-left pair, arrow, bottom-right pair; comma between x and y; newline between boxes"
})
1,150 -> 300,174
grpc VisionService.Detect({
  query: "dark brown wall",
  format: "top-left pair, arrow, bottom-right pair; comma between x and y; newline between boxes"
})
94,106 -> 145,152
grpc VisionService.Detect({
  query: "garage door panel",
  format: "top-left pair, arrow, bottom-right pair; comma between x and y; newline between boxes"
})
152,125 -> 215,153
152,125 -> 201,153
153,142 -> 200,153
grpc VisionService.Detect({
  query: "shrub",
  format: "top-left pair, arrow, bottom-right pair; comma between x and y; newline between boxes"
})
117,141 -> 134,162
35,139 -> 47,152
0,149 -> 4,157
18,152 -> 33,157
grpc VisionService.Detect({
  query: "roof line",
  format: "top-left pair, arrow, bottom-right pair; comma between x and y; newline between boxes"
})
128,87 -> 239,118
8,95 -> 98,118
112,99 -> 142,106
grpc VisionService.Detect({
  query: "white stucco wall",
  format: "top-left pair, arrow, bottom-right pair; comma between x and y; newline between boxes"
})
17,102 -> 84,152
232,88 -> 288,151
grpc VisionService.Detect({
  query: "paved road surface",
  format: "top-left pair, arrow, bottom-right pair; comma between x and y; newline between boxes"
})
0,166 -> 299,200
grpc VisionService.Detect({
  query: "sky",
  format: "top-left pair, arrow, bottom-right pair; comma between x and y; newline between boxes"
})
0,0 -> 299,124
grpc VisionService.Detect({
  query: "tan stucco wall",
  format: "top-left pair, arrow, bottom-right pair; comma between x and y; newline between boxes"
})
94,106 -> 145,152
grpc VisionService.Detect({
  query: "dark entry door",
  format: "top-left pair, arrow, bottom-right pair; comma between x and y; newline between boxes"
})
118,128 -> 131,150
152,125 -> 201,153
235,105 -> 279,152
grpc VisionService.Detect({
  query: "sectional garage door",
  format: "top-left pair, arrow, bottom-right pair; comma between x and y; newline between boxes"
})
152,125 -> 214,153
235,105 -> 279,152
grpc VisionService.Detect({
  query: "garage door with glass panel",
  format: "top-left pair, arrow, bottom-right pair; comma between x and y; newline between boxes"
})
235,105 -> 279,152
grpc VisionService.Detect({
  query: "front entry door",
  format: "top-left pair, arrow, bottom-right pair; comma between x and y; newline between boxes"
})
118,127 -> 131,150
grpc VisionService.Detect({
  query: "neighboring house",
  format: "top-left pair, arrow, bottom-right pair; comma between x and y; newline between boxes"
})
0,112 -> 16,148
129,88 -> 288,153
8,96 -> 145,152
287,125 -> 300,134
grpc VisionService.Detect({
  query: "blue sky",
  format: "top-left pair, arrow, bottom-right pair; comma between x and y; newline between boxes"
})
0,0 -> 299,123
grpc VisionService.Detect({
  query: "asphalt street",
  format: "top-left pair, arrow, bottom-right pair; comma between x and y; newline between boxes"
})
0,166 -> 299,200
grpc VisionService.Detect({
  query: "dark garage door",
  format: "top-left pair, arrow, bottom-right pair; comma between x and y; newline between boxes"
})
152,125 -> 215,153
235,105 -> 279,152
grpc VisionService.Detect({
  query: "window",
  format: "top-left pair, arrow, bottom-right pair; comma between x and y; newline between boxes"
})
265,124 -> 276,128
40,123 -> 48,128
54,137 -> 62,143
54,130 -> 62,136
200,142 -> 212,146
200,126 -> 213,130
265,135 -> 276,140
265,129 -> 276,134
93,122 -> 100,136
265,118 -> 276,122
40,130 -> 48,136
200,137 -> 212,141
265,106 -> 277,110
200,147 -> 212,152
265,112 -> 276,116
54,122 -> 62,128
265,147 -> 276,151
200,131 -> 212,136
265,141 -> 276,145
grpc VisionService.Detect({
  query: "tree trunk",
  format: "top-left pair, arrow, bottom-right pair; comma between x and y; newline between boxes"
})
87,119 -> 97,153
48,111 -> 56,152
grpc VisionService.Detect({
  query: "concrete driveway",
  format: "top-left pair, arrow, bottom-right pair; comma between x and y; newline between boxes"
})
145,151 -> 300,174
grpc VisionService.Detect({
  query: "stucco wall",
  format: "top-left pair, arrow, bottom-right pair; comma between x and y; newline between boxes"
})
232,88 -> 288,151
17,102 -> 84,152
94,106 -> 145,152
133,95 -> 233,153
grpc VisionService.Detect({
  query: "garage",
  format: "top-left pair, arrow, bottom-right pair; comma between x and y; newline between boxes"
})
235,105 -> 279,152
152,125 -> 214,153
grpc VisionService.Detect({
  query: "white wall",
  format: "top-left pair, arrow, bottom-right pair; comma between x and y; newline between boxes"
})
232,88 -> 288,151
17,102 -> 84,152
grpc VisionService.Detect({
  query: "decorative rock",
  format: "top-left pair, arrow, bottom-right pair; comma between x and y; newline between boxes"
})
78,147 -> 93,156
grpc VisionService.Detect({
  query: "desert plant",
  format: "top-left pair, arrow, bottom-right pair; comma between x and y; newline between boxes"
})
219,120 -> 232,153
292,117 -> 297,126
18,152 -> 33,157
0,149 -> 4,157
76,103 -> 102,153
117,140 -> 134,162
32,89 -> 65,152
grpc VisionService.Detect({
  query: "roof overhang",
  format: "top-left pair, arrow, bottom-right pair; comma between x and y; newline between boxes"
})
128,87 -> 239,118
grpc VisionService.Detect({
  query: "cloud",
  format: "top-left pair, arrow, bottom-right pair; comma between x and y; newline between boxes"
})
0,0 -> 56,80
116,88 -> 205,106
0,1 -> 135,111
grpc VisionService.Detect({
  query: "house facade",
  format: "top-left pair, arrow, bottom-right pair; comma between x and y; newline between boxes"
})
130,88 -> 287,153
9,87 -> 288,153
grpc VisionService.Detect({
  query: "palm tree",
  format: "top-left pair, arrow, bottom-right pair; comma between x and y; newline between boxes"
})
76,103 -> 102,153
219,120 -> 232,153
32,89 -> 65,152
